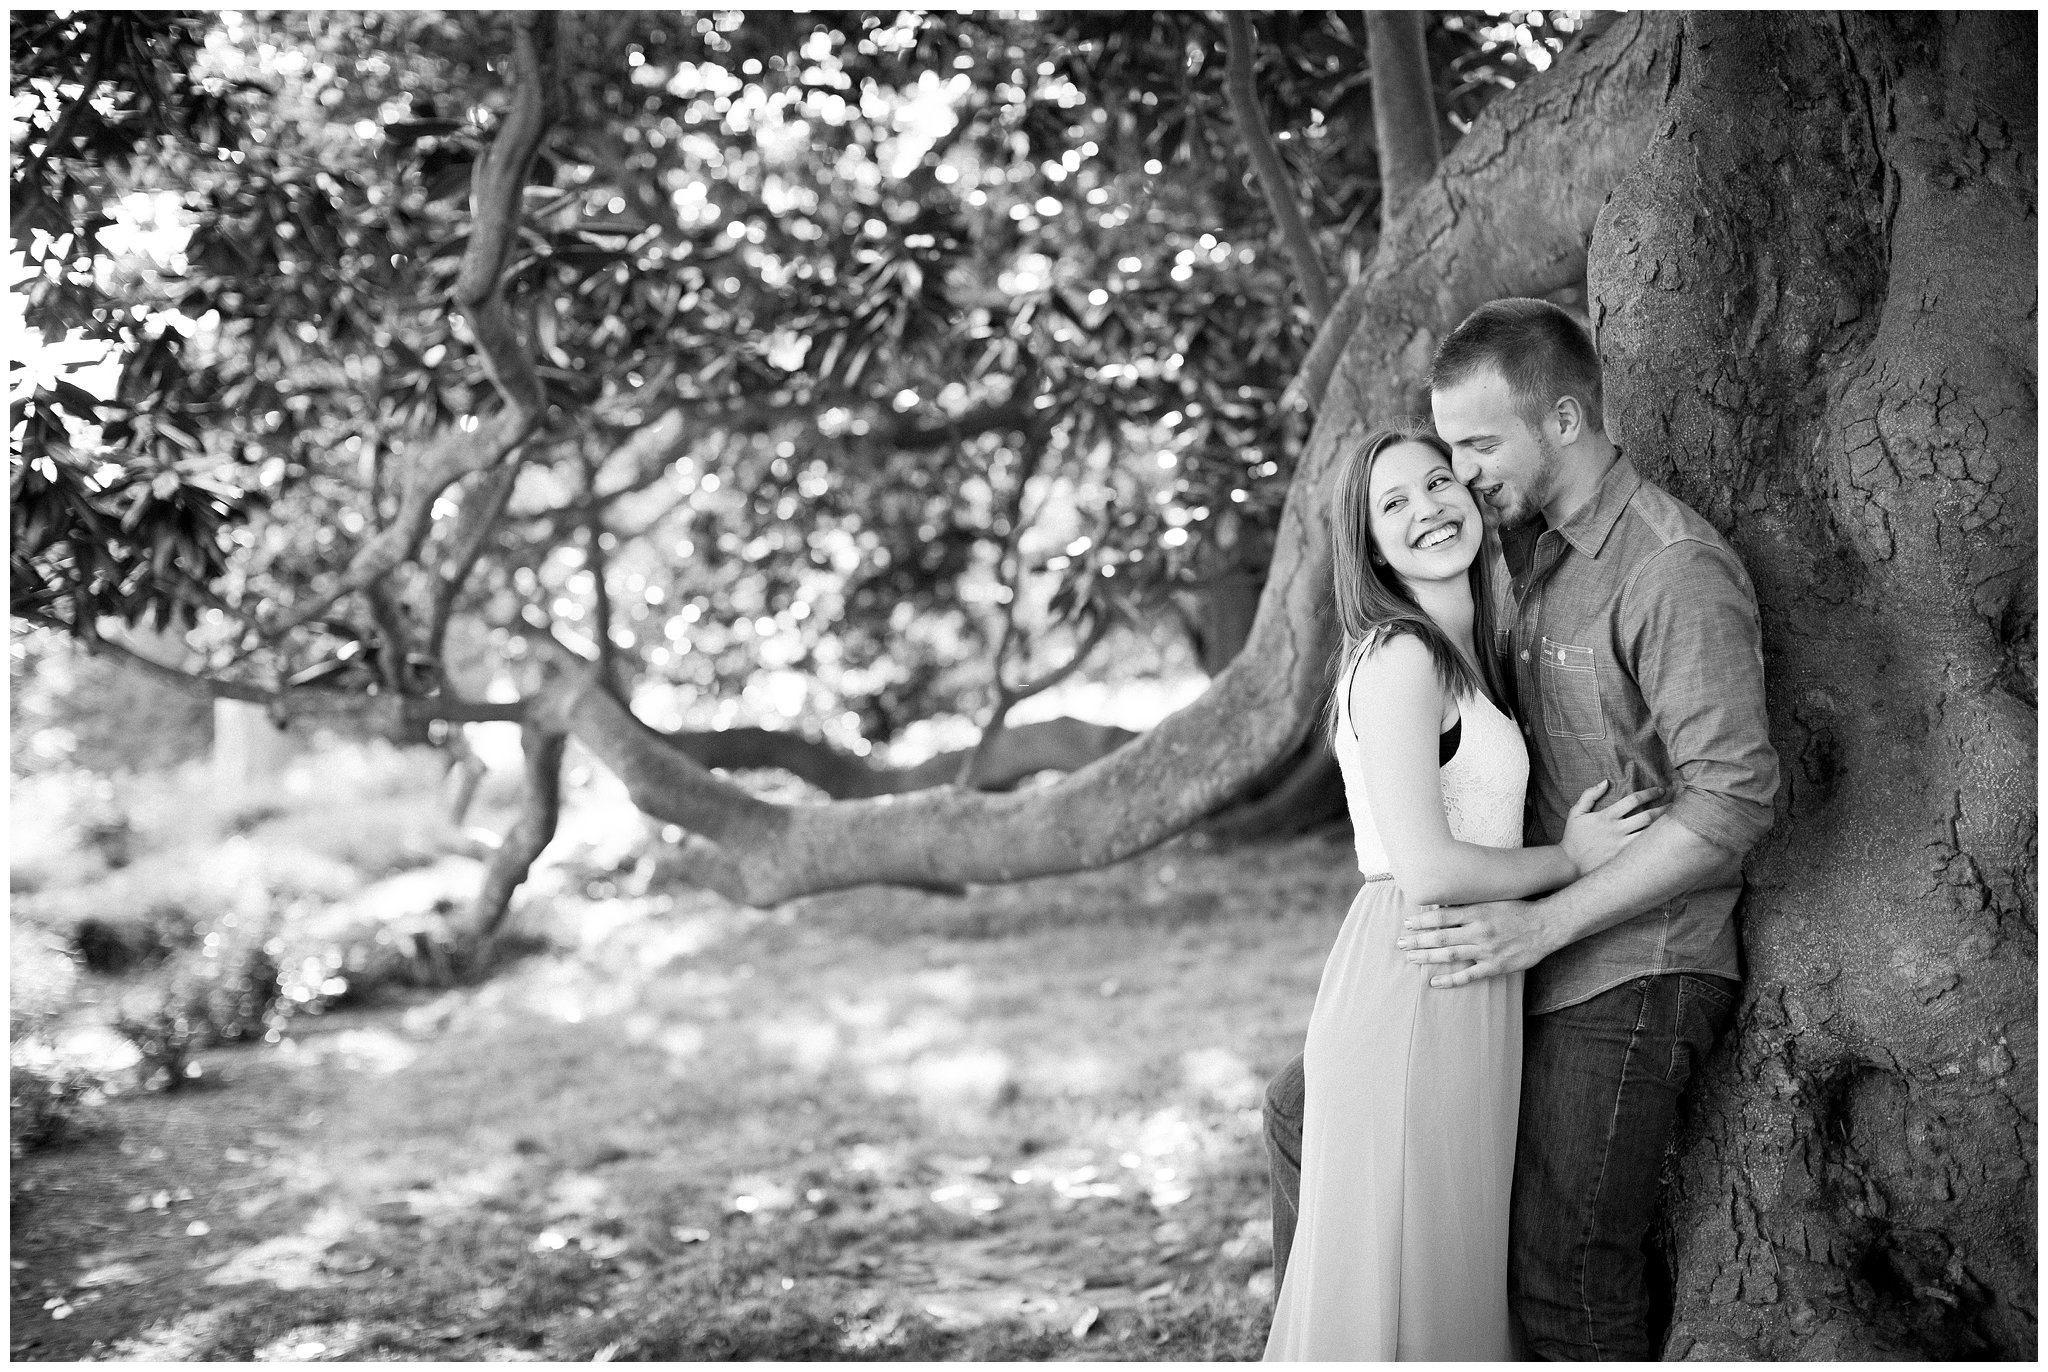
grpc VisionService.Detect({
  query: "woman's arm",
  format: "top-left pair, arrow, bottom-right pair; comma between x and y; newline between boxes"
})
1351,634 -> 1581,905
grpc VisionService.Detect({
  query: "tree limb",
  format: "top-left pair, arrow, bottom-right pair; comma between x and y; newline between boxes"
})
425,456 -> 522,658
1225,12 -> 1337,322
261,14 -> 566,640
1366,11 -> 1443,231
651,716 -> 1137,799
960,613 -> 1113,789
579,441 -> 623,693
84,632 -> 524,729
456,725 -> 566,946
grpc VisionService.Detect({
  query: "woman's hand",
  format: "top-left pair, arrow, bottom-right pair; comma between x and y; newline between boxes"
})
1560,780 -> 1666,877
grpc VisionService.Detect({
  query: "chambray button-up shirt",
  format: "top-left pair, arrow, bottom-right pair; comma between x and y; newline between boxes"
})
1493,456 -> 1779,1014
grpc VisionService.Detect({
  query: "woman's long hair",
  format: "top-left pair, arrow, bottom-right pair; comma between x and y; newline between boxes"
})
1323,423 -> 1510,746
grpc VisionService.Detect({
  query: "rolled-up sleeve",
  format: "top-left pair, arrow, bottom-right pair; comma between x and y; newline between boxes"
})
1623,540 -> 1779,856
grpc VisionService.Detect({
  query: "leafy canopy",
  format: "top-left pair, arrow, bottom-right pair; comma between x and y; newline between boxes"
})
11,9 -> 1576,744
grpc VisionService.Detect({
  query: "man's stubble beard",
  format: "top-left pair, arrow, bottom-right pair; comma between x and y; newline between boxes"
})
1494,428 -> 1562,533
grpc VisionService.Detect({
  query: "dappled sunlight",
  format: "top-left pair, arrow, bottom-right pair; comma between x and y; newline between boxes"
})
620,1011 -> 707,1072
205,1204 -> 356,1291
406,1158 -> 522,1217
250,1320 -> 369,1362
629,914 -> 727,969
754,1013 -> 842,1073
510,955 -> 645,1026
743,965 -> 1035,1124
278,1026 -> 419,1075
908,963 -> 977,1005
39,1023 -> 142,1078
1179,1045 -> 1264,1112
726,1172 -> 800,1216
1018,1045 -> 1117,1098
892,1046 -> 1016,1120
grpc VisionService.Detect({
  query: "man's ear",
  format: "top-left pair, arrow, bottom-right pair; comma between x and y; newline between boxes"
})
1552,396 -> 1585,445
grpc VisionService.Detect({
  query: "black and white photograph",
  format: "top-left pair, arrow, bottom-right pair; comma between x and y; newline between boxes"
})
10,8 -> 2034,1362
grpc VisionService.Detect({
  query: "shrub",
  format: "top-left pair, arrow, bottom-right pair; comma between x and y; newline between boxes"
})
9,1056 -> 100,1155
112,983 -> 210,1092
111,908 -> 285,1090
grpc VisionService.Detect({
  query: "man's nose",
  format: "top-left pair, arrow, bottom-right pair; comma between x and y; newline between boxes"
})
1451,452 -> 1480,485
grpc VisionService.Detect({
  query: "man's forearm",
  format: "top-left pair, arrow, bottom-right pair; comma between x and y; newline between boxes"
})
1532,817 -> 1741,955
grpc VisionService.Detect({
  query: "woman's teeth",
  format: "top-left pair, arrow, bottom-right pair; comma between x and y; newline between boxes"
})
1415,522 -> 1460,549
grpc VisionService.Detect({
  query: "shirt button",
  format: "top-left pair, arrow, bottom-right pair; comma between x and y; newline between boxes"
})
1519,650 -> 1530,662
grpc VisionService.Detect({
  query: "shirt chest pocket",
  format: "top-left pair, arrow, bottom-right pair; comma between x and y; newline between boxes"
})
1539,637 -> 1607,740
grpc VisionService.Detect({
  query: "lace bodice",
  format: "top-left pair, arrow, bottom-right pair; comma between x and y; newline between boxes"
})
1334,650 -> 1529,877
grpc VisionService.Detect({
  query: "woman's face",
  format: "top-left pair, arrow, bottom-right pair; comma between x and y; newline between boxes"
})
1365,440 -> 1483,590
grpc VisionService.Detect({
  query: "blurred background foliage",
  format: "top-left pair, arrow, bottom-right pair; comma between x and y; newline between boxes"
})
12,8 -> 1579,761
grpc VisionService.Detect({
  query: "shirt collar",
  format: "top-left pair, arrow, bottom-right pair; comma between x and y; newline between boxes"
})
1551,454 -> 1640,559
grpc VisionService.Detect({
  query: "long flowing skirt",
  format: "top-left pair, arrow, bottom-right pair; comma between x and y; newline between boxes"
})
1264,878 -> 1523,1361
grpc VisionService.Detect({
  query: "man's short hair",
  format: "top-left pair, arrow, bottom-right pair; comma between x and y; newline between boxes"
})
1429,298 -> 1604,433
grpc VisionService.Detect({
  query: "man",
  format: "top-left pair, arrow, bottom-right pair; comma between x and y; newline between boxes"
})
1263,298 -> 1779,1359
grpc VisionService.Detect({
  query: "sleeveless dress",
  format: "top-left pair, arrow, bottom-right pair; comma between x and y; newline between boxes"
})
1264,663 -> 1530,1361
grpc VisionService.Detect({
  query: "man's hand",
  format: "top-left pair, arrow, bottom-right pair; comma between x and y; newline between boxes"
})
1396,900 -> 1562,989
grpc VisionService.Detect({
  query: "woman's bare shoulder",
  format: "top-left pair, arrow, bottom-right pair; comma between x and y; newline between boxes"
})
1346,629 -> 1442,721
1351,627 -> 1436,684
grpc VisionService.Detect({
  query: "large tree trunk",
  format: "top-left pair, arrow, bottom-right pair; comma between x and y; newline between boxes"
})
1590,13 -> 2034,1358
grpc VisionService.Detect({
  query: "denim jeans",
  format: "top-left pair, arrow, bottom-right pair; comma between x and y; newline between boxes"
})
1510,973 -> 1738,1359
1261,1053 -> 1307,1293
1261,972 -> 1737,1359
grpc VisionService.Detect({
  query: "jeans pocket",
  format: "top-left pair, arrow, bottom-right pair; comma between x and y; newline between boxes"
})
1539,637 -> 1606,740
1669,975 -> 1739,1081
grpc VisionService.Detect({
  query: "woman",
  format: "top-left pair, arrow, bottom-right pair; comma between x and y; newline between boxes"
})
1263,426 -> 1661,1360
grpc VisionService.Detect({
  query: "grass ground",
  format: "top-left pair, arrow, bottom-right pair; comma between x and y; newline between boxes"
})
10,753 -> 1362,1361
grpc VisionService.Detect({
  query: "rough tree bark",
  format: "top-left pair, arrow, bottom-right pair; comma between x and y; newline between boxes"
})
1588,13 -> 2035,1358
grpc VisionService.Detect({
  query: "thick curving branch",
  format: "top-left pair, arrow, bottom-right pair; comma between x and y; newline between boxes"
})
263,14 -> 566,641
661,716 -> 1137,799
517,14 -> 1683,909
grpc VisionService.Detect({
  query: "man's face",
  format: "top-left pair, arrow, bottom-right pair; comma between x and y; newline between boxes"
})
1430,365 -> 1558,530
